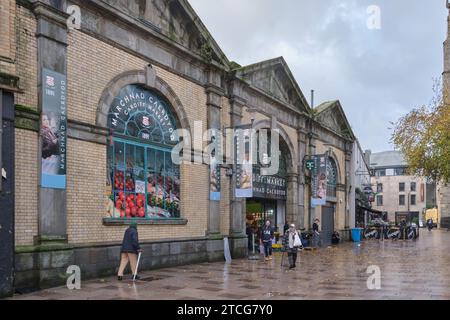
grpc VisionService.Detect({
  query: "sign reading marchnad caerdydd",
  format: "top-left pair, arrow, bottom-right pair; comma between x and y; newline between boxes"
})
40,68 -> 67,189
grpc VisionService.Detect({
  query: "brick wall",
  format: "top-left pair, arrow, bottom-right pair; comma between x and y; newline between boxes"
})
65,30 -> 209,244
14,4 -> 38,109
66,30 -> 147,125
14,129 -> 39,246
0,0 -> 16,75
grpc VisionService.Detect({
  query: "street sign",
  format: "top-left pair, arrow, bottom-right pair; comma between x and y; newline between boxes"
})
305,159 -> 315,171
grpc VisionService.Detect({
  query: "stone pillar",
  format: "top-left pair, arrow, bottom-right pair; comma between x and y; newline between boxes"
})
227,93 -> 248,258
229,96 -> 246,237
33,1 -> 69,244
286,171 -> 299,227
297,128 -> 307,229
344,143 -> 352,230
205,72 -> 224,238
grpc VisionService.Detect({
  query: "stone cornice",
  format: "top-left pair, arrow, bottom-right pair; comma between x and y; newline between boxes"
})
30,1 -> 70,27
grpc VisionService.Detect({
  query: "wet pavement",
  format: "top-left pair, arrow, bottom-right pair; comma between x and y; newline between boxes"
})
8,229 -> 450,300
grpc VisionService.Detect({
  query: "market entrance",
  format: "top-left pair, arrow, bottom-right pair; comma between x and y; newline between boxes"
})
244,129 -> 290,251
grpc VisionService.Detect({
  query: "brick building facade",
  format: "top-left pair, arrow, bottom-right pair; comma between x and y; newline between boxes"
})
1,0 -> 360,295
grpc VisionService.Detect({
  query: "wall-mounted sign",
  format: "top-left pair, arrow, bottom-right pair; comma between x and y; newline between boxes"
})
311,155 -> 327,206
235,127 -> 253,198
305,159 -> 315,171
108,84 -> 178,146
40,68 -> 67,189
252,171 -> 286,200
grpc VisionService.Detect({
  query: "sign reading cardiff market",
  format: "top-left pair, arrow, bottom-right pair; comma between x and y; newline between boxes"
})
40,68 -> 67,189
108,84 -> 178,145
252,172 -> 287,200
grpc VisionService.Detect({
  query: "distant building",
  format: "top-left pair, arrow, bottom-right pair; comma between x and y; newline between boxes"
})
349,141 -> 371,228
369,151 -> 435,224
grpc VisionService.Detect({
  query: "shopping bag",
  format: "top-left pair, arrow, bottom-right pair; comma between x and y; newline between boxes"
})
294,233 -> 302,247
259,244 -> 265,255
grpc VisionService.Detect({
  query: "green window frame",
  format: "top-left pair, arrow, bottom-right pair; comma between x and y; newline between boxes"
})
105,85 -> 181,220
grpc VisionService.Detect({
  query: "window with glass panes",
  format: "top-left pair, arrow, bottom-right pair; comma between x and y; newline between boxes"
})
106,85 -> 180,219
326,157 -> 337,199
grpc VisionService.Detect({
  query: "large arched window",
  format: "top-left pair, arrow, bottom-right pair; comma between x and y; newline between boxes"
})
326,157 -> 338,199
106,84 -> 180,219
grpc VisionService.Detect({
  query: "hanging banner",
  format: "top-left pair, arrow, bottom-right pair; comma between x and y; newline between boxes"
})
311,155 -> 327,206
209,131 -> 221,200
40,68 -> 67,189
235,126 -> 253,198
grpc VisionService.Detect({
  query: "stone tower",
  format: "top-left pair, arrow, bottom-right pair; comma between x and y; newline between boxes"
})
444,0 -> 450,98
437,0 -> 450,227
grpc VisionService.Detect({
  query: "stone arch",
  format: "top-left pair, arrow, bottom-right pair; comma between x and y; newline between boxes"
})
96,66 -> 191,134
252,119 -> 296,173
327,150 -> 342,185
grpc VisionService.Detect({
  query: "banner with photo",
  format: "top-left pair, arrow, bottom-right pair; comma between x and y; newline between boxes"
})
40,68 -> 67,189
235,126 -> 253,198
209,130 -> 221,201
311,155 -> 327,206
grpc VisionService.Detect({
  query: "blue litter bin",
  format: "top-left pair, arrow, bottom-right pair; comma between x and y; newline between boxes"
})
351,228 -> 361,242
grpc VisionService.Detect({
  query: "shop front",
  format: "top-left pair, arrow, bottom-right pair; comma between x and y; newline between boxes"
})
245,139 -> 288,247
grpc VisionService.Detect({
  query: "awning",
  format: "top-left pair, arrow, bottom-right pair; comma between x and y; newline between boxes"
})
357,205 -> 383,214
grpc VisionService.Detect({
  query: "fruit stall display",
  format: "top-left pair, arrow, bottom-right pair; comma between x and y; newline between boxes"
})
112,169 -> 180,219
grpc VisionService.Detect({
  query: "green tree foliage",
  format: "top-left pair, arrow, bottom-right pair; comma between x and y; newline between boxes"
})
391,79 -> 450,183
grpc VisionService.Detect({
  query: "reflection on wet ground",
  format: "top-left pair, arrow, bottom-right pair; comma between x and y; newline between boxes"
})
9,229 -> 450,300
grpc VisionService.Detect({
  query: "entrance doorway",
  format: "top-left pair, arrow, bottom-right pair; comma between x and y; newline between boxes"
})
0,90 -> 15,297
321,204 -> 335,247
246,198 -> 284,249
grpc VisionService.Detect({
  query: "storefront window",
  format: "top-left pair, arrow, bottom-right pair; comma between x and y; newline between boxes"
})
105,85 -> 180,219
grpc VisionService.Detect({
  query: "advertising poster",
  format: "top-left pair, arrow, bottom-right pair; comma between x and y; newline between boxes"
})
311,155 -> 327,206
209,131 -> 221,201
40,68 -> 67,189
235,127 -> 253,198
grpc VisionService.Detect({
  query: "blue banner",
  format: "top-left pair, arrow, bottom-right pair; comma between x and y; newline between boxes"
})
40,68 -> 67,189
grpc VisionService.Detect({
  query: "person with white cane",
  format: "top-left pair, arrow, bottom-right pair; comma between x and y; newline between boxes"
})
117,221 -> 142,281
282,224 -> 303,269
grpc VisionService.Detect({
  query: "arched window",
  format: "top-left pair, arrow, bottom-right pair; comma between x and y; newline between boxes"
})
106,84 -> 180,219
326,157 -> 337,199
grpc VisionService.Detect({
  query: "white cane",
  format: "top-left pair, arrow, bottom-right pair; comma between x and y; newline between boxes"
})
133,252 -> 142,282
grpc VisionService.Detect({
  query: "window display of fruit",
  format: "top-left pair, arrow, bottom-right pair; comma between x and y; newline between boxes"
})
125,174 -> 135,191
114,171 -> 124,190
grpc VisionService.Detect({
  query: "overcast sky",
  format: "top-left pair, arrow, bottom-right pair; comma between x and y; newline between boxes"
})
189,0 -> 447,153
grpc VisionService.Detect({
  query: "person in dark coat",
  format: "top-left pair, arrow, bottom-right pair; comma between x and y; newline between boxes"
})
117,222 -> 142,280
260,220 -> 274,261
283,221 -> 289,234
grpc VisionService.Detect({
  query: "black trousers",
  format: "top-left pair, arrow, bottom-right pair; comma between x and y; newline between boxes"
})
288,252 -> 297,267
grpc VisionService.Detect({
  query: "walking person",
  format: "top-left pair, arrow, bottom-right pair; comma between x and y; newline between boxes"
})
283,221 -> 290,234
399,218 -> 407,239
282,224 -> 303,269
117,222 -> 142,281
260,220 -> 274,261
312,218 -> 320,247
427,218 -> 434,232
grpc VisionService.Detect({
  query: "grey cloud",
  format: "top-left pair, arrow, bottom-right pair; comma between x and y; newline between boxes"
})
189,0 -> 447,152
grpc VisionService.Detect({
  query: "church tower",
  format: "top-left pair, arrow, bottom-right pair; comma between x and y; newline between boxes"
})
437,0 -> 450,227
444,0 -> 450,99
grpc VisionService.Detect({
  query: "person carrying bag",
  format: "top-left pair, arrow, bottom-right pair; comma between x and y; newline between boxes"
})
282,224 -> 303,269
